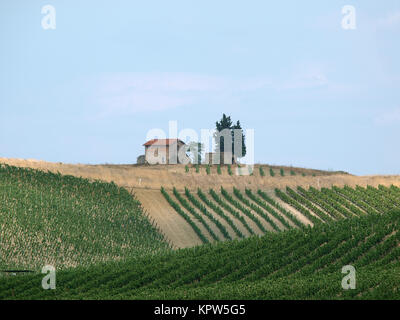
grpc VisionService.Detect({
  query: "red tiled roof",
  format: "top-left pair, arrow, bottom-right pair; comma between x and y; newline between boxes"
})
143,139 -> 186,146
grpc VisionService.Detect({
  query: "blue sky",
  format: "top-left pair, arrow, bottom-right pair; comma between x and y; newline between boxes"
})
1,0 -> 399,175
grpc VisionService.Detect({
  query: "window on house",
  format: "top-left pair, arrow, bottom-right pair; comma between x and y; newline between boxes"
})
154,148 -> 158,157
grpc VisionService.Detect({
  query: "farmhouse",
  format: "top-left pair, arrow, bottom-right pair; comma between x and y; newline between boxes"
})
143,139 -> 188,165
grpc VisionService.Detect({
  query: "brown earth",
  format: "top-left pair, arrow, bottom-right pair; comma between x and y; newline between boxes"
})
2,157 -> 400,248
134,189 -> 203,248
2,158 -> 400,191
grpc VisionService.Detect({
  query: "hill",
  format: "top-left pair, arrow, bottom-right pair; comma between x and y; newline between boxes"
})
0,164 -> 169,270
1,158 -> 400,249
2,210 -> 399,299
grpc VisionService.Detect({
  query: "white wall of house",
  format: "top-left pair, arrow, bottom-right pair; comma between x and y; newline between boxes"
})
144,141 -> 191,164
145,146 -> 168,164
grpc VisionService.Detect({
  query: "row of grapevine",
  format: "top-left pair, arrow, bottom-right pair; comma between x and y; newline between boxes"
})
160,187 -> 209,244
0,164 -> 170,271
357,185 -> 397,213
209,189 -> 255,236
184,188 -> 232,240
2,210 -> 399,299
256,190 -> 305,228
162,184 -> 400,247
172,188 -> 219,242
220,187 -> 266,233
162,187 -> 254,242
183,164 -> 313,178
333,186 -> 378,215
232,187 -> 280,232
374,186 -> 400,208
320,187 -> 365,217
274,184 -> 400,228
296,186 -> 344,220
162,186 -> 310,243
379,185 -> 400,201
197,189 -> 244,238
353,185 -> 390,213
275,188 -> 322,225
169,187 -> 312,239
286,186 -> 335,222
245,189 -> 293,230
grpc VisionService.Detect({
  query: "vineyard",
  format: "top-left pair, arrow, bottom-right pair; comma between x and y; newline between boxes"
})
1,210 -> 399,299
160,184 -> 400,244
0,164 -> 169,270
182,163 -> 346,177
1,162 -> 400,299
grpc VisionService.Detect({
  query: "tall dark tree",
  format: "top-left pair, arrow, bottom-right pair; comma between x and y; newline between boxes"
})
215,114 -> 233,153
232,120 -> 246,158
214,114 -> 246,163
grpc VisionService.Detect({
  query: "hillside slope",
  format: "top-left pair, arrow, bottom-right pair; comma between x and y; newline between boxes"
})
135,189 -> 203,248
0,164 -> 169,270
2,158 -> 400,249
157,184 -> 400,248
2,211 -> 399,299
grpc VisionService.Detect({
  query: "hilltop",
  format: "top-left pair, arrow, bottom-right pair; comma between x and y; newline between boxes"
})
1,157 -> 399,192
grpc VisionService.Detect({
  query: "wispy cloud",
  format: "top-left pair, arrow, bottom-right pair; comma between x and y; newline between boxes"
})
92,73 -> 231,116
374,107 -> 400,126
283,72 -> 328,90
89,70 -> 330,117
279,63 -> 329,90
377,11 -> 400,28
91,73 -> 272,117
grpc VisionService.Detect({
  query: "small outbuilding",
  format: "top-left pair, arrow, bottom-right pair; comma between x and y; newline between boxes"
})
136,155 -> 146,165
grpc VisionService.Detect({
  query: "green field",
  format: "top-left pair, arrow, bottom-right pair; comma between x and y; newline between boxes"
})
1,210 -> 399,299
1,164 -> 399,300
0,164 -> 169,270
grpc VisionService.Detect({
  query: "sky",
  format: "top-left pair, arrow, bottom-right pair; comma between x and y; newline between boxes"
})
1,0 -> 399,175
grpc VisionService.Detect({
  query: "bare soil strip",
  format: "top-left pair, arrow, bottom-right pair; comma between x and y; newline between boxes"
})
244,195 -> 287,231
174,191 -> 225,243
134,189 -> 202,249
205,195 -> 252,238
267,192 -> 314,227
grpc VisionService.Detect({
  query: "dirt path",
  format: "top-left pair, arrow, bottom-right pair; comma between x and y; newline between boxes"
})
134,189 -> 202,249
